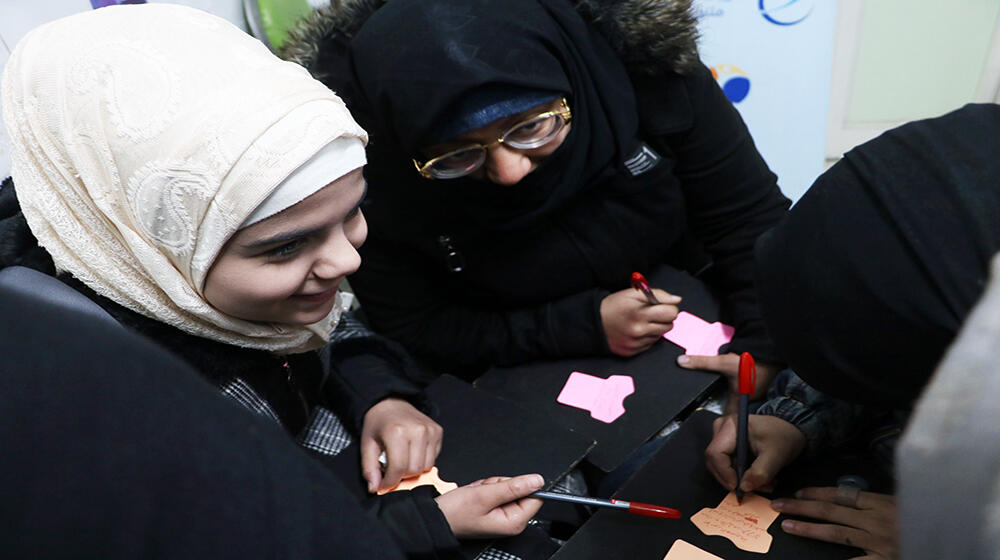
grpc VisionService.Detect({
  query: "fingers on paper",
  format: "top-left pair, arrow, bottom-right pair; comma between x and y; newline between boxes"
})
780,518 -> 870,551
774,496 -> 868,528
423,439 -> 441,479
793,486 -> 893,511
381,439 -> 412,490
360,437 -> 384,493
677,352 -> 740,376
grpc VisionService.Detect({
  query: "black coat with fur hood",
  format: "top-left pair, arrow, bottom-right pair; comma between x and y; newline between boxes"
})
282,0 -> 790,377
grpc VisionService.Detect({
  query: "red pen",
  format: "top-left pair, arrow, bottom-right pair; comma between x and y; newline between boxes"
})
630,272 -> 660,305
735,352 -> 756,503
532,490 -> 681,519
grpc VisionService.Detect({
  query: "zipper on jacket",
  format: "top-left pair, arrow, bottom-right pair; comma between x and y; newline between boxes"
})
281,359 -> 311,424
437,235 -> 465,273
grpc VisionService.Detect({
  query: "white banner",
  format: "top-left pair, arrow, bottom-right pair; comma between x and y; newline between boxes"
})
694,0 -> 836,202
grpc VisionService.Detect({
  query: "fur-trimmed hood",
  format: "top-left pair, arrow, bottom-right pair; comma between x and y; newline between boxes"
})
280,0 -> 700,79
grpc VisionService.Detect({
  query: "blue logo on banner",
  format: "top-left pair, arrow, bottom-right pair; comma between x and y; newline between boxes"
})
711,65 -> 751,104
759,0 -> 813,26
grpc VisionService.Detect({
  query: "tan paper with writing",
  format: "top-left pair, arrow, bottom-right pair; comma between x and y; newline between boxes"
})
690,492 -> 779,553
376,466 -> 459,495
662,539 -> 725,560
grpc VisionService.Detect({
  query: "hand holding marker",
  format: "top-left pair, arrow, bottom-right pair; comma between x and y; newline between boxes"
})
630,271 -> 660,305
735,352 -> 756,503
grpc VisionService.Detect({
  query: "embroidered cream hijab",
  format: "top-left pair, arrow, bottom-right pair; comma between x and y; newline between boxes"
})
1,4 -> 368,353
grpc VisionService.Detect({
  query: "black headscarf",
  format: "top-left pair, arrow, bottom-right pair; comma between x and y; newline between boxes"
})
346,0 -> 647,231
756,104 -> 1000,407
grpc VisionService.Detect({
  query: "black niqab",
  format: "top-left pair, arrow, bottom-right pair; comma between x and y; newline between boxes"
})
756,104 -> 1000,406
346,0 -> 647,231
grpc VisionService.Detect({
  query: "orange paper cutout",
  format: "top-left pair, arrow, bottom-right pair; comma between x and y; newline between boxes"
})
662,539 -> 724,560
376,466 -> 458,496
690,492 -> 779,553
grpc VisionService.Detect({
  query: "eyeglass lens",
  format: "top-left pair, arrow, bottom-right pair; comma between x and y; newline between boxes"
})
427,112 -> 564,177
503,113 -> 561,148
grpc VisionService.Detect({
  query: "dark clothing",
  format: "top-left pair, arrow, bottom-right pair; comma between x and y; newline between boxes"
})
0,177 -> 55,274
756,103 -> 1000,407
0,277 -> 408,560
287,0 -> 790,377
756,369 -> 907,470
0,178 -> 462,559
61,273 -> 426,436
71,282 -> 462,560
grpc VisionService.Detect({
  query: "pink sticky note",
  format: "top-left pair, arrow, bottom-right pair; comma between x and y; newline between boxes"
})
664,311 -> 735,356
556,371 -> 634,423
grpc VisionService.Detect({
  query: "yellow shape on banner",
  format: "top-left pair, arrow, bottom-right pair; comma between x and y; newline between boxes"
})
662,539 -> 725,560
376,466 -> 459,496
690,492 -> 779,553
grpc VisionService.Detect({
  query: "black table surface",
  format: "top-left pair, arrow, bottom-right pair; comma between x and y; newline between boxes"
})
475,268 -> 726,472
551,409 -> 890,560
325,375 -> 595,559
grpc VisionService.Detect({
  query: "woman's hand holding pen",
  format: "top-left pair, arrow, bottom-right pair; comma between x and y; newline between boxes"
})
361,398 -> 444,493
600,288 -> 681,356
704,413 -> 805,495
435,474 -> 545,539
771,488 -> 898,559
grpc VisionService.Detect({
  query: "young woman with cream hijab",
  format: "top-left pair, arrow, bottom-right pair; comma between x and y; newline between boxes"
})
0,4 -> 542,556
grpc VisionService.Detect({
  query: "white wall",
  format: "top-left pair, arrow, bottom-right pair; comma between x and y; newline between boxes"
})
826,0 -> 1000,162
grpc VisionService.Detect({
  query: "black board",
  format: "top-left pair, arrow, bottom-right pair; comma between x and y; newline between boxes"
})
475,268 -> 725,471
552,409 -> 890,559
326,375 -> 595,559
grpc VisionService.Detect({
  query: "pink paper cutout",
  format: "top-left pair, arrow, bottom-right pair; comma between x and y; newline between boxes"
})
664,311 -> 735,356
690,492 -> 780,553
662,539 -> 724,560
556,371 -> 634,423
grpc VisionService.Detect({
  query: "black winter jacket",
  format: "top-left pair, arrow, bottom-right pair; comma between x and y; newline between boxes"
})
283,0 -> 790,377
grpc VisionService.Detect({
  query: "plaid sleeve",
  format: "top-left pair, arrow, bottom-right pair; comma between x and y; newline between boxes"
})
319,311 -> 430,432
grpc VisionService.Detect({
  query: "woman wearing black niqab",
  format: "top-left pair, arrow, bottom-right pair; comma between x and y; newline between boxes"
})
284,0 -> 791,377
705,103 -> 1000,558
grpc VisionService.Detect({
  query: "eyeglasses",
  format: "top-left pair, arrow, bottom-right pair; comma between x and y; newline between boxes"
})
413,98 -> 572,179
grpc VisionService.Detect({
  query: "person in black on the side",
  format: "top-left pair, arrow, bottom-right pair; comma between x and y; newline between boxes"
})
705,104 -> 1000,559
0,280 -> 410,560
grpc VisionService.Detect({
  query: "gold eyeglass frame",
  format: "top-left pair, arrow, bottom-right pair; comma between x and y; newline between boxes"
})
413,98 -> 572,179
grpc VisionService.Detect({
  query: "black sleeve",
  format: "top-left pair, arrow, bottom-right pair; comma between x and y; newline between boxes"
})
319,310 -> 434,431
350,237 -> 610,377
359,486 -> 464,560
649,65 -> 790,364
0,283 -> 409,560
